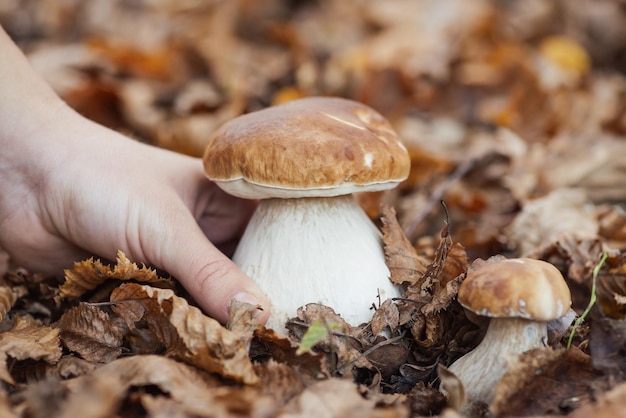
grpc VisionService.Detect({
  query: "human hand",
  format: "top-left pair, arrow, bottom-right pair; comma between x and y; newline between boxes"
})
0,25 -> 270,324
0,103 -> 270,325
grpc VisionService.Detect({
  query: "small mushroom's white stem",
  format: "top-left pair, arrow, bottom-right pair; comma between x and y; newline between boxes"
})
233,194 -> 400,332
447,317 -> 547,407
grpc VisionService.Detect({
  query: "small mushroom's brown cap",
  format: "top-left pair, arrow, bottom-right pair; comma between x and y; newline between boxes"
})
203,97 -> 410,199
458,258 -> 571,321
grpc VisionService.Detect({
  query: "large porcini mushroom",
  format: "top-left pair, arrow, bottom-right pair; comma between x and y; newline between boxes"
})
203,97 -> 410,331
448,257 -> 572,407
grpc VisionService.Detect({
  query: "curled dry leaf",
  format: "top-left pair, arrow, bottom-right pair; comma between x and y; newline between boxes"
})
420,243 -> 467,317
381,204 -> 469,351
595,256 -> 626,320
61,355 -> 227,418
404,224 -> 465,305
7,1 -> 626,417
294,303 -> 372,373
365,337 -> 414,383
58,250 -> 173,300
407,382 -> 447,417
437,363 -> 466,413
403,225 -> 468,348
0,392 -> 17,418
371,299 -> 400,337
110,282 -> 258,384
597,204 -> 626,249
541,134 -> 626,203
381,205 -> 430,286
491,348 -> 607,417
0,315 -> 61,385
589,314 -> 626,381
252,327 -> 329,381
567,381 -> 626,418
280,378 -> 407,418
55,355 -> 99,379
535,236 -> 608,285
505,188 -> 599,257
227,298 -> 263,338
110,298 -> 146,332
58,303 -> 126,363
0,285 -> 27,322
254,359 -> 307,407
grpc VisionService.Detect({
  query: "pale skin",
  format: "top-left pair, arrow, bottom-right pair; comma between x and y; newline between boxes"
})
0,26 -> 270,325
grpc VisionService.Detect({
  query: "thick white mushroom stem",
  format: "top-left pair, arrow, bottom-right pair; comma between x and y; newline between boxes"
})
447,317 -> 547,407
232,194 -> 400,332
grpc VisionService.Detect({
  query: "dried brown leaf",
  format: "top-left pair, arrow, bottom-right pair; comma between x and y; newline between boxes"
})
567,381 -> 626,418
421,243 -> 467,316
0,285 -> 27,322
111,298 -> 146,331
58,251 -> 173,300
139,396 -> 188,418
505,188 -> 599,257
365,338 -> 412,382
438,363 -> 466,413
371,299 -> 400,336
594,255 -> 626,320
491,348 -> 606,417
541,134 -> 626,203
0,315 -> 61,384
252,326 -> 329,380
109,298 -> 182,356
535,236 -> 608,284
110,283 -> 258,384
280,378 -> 406,418
405,221 -> 456,303
597,204 -> 626,248
381,205 -> 430,285
403,221 -> 468,348
0,391 -> 18,418
294,303 -> 372,372
55,355 -> 99,379
597,276 -> 626,320
227,298 -> 262,336
21,376 -> 71,418
59,257 -> 113,300
61,355 -> 225,418
254,359 -> 306,407
58,303 -> 126,363
407,382 -> 447,417
589,315 -> 626,381
110,251 -> 164,283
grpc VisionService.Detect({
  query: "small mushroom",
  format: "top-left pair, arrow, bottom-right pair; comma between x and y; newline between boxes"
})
203,97 -> 411,331
447,257 -> 572,407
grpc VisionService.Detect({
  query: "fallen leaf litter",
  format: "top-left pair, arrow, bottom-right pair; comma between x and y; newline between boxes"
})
3,1 -> 626,417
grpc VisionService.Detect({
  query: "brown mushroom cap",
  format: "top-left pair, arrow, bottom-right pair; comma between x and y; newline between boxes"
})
203,97 -> 410,199
458,258 -> 572,321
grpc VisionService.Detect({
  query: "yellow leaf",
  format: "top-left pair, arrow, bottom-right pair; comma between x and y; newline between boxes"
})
539,36 -> 590,75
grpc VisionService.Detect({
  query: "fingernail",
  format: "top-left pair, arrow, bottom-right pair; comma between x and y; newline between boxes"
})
232,292 -> 266,317
233,292 -> 262,306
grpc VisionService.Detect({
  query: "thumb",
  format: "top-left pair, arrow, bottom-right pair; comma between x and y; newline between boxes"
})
154,212 -> 270,325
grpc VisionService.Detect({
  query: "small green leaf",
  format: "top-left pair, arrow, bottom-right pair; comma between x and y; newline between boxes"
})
296,320 -> 339,355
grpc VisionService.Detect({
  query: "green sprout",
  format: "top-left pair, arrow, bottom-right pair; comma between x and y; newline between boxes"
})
296,320 -> 339,355
566,251 -> 608,349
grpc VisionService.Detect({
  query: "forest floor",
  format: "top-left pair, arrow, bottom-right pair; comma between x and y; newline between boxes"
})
2,1 -> 626,417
